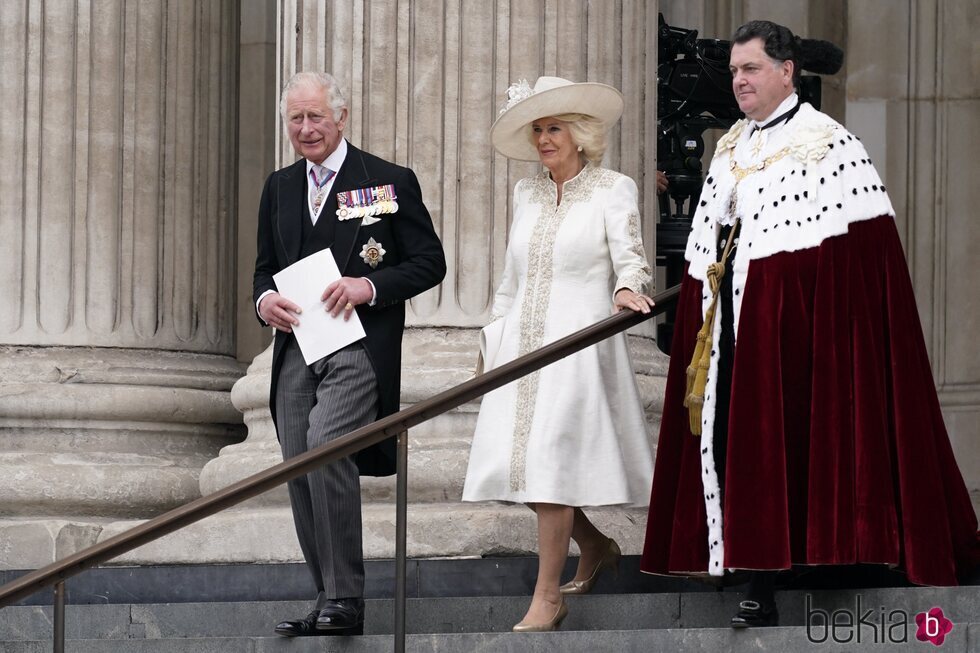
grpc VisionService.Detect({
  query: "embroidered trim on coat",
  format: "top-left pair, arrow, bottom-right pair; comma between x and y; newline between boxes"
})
617,210 -> 651,293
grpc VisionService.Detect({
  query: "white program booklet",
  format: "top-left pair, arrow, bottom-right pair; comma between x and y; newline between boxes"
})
272,248 -> 366,365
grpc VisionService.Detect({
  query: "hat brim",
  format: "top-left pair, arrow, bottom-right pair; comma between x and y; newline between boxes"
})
489,83 -> 625,161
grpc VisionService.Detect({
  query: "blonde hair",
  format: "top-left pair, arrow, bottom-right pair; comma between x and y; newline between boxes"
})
526,113 -> 607,165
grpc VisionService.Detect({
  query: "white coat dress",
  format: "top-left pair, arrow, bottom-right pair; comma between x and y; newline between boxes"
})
462,163 -> 655,507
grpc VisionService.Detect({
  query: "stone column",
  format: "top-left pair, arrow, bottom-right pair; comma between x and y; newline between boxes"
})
0,0 -> 242,569
237,0 -> 278,363
845,0 -> 980,515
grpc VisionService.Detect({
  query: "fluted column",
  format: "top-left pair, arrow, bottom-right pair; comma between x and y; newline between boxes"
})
845,0 -> 980,515
0,0 -> 242,569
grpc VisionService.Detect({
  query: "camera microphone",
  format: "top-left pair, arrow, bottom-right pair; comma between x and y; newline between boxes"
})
800,39 -> 844,75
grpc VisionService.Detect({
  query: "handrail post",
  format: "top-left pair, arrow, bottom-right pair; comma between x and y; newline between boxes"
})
53,580 -> 65,653
394,429 -> 408,653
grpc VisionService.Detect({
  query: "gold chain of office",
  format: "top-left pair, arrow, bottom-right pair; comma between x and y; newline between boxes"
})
728,144 -> 793,181
726,145 -> 793,217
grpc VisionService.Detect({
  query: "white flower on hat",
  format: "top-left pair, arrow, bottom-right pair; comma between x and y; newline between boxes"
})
501,78 -> 534,114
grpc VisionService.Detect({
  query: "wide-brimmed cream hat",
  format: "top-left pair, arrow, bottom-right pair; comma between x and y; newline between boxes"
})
489,76 -> 624,161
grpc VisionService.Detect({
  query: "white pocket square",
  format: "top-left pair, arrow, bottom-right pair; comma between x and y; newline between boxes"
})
362,215 -> 382,226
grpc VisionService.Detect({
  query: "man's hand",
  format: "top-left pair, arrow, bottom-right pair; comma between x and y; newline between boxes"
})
656,170 -> 669,194
259,292 -> 302,332
322,277 -> 374,320
614,288 -> 655,314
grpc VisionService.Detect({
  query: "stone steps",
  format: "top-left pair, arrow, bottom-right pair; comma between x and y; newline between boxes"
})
4,627 -> 980,652
2,586 -> 978,651
6,626 -> 979,653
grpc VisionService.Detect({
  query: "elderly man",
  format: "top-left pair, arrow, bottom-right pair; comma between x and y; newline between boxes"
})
641,20 -> 979,628
253,72 -> 446,636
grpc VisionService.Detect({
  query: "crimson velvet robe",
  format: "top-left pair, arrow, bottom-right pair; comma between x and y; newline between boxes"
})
640,215 -> 979,586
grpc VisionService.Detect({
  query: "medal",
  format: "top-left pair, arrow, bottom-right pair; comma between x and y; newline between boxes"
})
750,129 -> 765,157
309,166 -> 334,217
360,237 -> 386,268
336,184 -> 400,220
313,188 -> 327,211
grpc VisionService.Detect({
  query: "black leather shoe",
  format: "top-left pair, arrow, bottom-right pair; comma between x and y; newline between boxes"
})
315,597 -> 365,635
274,610 -> 320,637
730,599 -> 779,628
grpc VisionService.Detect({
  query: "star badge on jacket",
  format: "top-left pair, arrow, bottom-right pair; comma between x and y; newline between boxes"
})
360,237 -> 386,269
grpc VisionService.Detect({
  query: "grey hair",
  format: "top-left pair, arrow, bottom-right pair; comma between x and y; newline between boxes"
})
527,113 -> 608,165
279,72 -> 347,121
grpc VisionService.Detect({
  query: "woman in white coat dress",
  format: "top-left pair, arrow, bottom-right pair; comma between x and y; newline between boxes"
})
462,77 -> 656,632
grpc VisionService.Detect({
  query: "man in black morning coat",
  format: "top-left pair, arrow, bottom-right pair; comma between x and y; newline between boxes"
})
253,71 -> 446,637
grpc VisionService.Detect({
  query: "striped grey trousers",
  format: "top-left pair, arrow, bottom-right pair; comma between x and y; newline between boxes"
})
276,338 -> 378,600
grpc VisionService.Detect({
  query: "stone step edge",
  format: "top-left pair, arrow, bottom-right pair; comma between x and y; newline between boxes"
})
8,623 -> 980,647
3,586 -> 976,639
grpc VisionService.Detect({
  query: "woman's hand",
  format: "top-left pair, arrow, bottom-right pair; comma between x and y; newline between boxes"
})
614,288 -> 655,314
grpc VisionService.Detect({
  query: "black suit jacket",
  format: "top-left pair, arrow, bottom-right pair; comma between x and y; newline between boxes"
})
253,142 -> 446,476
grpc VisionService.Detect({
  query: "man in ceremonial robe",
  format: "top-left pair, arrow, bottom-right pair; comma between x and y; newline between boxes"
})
640,20 -> 979,628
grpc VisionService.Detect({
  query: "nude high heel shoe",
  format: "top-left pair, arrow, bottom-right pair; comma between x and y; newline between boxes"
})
512,598 -> 569,632
559,537 -> 621,595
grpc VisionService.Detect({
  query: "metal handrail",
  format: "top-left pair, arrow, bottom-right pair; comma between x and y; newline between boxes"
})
0,284 -> 681,650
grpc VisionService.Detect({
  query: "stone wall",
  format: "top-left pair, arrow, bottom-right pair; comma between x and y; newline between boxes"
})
0,0 -> 243,569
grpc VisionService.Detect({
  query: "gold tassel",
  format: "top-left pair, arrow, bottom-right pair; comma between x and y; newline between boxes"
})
684,334 -> 705,399
684,297 -> 716,435
684,221 -> 740,436
685,362 -> 698,399
684,299 -> 715,405
687,394 -> 704,435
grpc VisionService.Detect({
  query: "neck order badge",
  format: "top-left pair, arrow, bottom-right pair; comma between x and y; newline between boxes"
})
310,166 -> 335,214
